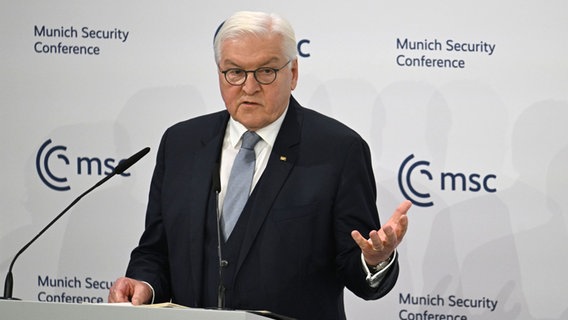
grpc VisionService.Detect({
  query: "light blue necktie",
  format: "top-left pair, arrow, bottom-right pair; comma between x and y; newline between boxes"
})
222,131 -> 261,240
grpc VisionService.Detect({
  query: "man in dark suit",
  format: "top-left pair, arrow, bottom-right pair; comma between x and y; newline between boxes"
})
108,11 -> 411,320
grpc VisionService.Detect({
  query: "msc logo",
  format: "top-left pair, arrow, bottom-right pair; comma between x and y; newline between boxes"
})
36,139 -> 131,191
398,154 -> 497,207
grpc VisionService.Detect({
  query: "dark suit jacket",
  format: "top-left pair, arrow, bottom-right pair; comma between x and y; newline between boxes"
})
126,96 -> 399,319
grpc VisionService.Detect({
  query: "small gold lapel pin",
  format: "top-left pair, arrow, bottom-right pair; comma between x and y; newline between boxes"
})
280,156 -> 287,161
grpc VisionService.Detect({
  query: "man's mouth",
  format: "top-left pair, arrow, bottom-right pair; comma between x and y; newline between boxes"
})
241,100 -> 260,107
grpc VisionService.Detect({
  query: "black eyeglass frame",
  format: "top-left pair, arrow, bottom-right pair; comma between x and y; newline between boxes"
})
220,60 -> 292,86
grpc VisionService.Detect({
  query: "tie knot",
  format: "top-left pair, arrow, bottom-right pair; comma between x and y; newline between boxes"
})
241,131 -> 261,150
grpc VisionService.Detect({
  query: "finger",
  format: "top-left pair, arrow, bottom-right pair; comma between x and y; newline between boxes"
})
108,278 -> 131,303
385,201 -> 410,239
389,200 -> 411,223
397,200 -> 412,217
131,291 -> 145,305
368,229 -> 384,252
108,290 -> 119,303
133,280 -> 153,305
372,225 -> 396,252
382,224 -> 398,249
396,213 -> 409,240
351,230 -> 370,249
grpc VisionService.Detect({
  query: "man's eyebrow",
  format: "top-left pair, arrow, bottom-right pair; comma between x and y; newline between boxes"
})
222,57 -> 280,68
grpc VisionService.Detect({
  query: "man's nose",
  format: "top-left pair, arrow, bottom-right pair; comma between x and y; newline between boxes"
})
241,72 -> 261,94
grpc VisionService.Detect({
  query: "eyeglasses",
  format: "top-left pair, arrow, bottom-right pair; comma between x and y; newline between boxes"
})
220,60 -> 292,86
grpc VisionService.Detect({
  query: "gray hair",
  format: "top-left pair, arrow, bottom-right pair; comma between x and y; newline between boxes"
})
213,11 -> 297,64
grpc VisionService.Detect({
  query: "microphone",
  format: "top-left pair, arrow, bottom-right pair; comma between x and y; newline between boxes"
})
212,163 -> 227,309
1,147 -> 150,300
114,147 -> 151,175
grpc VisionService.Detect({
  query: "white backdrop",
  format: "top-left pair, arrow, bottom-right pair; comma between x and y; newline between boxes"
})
1,0 -> 567,319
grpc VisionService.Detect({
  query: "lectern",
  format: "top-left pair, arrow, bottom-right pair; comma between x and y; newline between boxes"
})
0,300 -> 273,320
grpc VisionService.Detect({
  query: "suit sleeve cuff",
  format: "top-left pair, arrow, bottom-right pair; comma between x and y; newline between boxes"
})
361,250 -> 397,288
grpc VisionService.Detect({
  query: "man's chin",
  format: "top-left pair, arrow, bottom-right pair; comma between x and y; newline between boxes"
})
235,117 -> 269,131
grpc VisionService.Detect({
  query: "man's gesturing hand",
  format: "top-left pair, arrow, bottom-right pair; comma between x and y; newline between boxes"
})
351,200 -> 411,266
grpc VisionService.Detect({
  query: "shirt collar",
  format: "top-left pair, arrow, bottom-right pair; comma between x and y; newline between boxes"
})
227,105 -> 289,148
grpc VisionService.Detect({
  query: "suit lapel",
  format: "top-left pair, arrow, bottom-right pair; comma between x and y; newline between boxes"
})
235,97 -> 303,275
